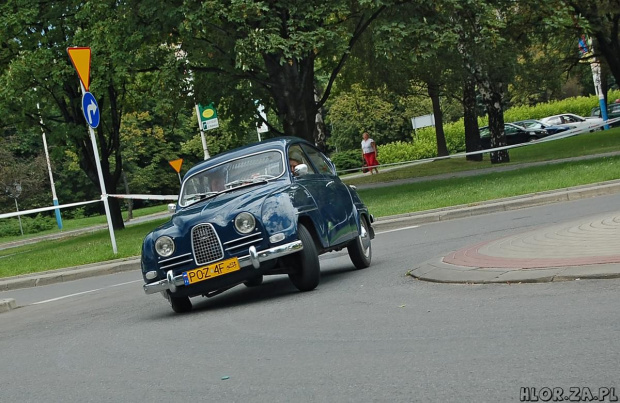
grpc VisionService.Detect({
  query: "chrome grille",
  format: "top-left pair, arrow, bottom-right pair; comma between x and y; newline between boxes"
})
191,224 -> 224,265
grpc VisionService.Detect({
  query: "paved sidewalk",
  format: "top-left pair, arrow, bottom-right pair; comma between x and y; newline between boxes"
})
409,211 -> 620,284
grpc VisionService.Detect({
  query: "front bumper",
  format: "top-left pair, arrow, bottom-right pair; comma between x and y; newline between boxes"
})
143,240 -> 303,295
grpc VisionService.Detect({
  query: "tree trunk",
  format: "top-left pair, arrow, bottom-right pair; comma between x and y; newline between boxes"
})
122,171 -> 133,221
484,86 -> 509,164
314,87 -> 327,151
463,76 -> 482,161
263,53 -> 317,143
427,81 -> 449,157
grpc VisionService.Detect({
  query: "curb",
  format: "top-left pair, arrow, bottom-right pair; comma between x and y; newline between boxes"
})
0,298 -> 17,313
407,258 -> 620,284
373,179 -> 620,232
0,258 -> 140,292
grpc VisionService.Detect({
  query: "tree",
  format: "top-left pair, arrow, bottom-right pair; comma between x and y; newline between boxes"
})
170,0 -> 405,146
565,1 -> 620,88
0,139 -> 47,214
0,0 -> 189,229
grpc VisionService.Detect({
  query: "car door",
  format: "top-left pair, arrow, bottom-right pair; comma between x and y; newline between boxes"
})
299,144 -> 358,247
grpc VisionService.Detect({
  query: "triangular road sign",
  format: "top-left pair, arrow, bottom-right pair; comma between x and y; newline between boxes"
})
67,47 -> 92,91
169,158 -> 183,173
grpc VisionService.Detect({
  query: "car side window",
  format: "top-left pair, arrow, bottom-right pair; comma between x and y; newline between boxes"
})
301,144 -> 336,176
288,145 -> 315,176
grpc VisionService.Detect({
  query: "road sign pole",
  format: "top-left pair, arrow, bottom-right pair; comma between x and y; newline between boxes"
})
80,81 -> 118,254
195,105 -> 210,160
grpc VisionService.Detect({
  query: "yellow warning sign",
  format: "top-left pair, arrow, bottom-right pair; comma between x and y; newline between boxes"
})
67,47 -> 92,91
169,158 -> 183,173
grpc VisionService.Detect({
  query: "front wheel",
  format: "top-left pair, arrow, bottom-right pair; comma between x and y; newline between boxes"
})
347,217 -> 372,269
288,224 -> 320,292
167,292 -> 192,313
244,274 -> 263,287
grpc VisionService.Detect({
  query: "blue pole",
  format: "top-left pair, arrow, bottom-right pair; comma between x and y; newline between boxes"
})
599,97 -> 609,130
53,199 -> 63,230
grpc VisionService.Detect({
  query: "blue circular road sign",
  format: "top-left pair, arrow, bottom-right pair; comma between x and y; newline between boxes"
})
82,91 -> 100,129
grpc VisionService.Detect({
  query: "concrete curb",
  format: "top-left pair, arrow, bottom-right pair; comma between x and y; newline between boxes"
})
0,298 -> 17,313
0,258 -> 140,292
373,179 -> 620,232
408,258 -> 620,284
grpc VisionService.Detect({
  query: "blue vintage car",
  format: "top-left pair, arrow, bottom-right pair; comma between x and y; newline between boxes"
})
141,137 -> 374,313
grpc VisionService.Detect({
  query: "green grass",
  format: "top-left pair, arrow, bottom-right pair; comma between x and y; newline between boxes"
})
344,128 -> 620,186
0,218 -> 168,277
0,203 -> 168,244
358,156 -> 620,217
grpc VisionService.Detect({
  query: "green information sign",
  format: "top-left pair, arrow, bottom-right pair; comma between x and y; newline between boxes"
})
197,103 -> 219,131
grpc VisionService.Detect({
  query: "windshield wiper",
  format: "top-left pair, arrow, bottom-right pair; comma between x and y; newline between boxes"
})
224,176 -> 271,190
185,191 -> 220,206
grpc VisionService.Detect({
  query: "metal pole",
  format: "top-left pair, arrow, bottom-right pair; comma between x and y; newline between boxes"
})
195,105 -> 210,160
14,199 -> 24,236
41,131 -> 63,230
80,81 -> 117,254
35,88 -> 63,229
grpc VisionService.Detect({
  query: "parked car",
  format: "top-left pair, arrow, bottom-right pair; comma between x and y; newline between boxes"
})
511,119 -> 572,135
539,113 -> 604,133
141,137 -> 375,313
479,123 -> 547,149
590,103 -> 620,127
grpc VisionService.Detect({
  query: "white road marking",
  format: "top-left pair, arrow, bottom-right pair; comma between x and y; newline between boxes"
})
31,280 -> 142,305
376,225 -> 420,235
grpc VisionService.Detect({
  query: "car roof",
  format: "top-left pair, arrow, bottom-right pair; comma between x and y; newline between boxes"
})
184,136 -> 313,178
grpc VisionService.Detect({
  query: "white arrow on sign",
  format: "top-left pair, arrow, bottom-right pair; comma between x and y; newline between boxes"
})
87,100 -> 97,125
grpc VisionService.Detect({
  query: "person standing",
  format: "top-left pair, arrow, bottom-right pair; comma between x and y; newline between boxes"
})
361,132 -> 379,174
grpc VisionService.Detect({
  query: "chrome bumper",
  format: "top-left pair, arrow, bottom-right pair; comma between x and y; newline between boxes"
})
143,240 -> 303,295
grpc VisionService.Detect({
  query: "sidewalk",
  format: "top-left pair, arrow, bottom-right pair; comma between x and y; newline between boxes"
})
409,211 -> 620,284
3,179 -> 620,313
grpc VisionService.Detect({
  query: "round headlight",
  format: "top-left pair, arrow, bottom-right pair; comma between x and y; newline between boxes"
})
155,236 -> 175,257
234,212 -> 256,234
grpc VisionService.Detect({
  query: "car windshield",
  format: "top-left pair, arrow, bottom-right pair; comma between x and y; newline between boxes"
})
520,121 -> 544,129
179,150 -> 285,207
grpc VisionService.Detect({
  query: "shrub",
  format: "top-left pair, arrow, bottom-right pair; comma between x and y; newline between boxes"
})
330,149 -> 363,172
0,214 -> 56,237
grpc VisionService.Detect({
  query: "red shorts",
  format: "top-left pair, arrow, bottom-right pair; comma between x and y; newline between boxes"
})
363,152 -> 379,168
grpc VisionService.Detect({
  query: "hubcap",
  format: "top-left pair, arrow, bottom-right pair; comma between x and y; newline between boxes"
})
359,223 -> 371,258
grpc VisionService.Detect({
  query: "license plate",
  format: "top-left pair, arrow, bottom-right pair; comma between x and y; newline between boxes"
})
182,257 -> 240,285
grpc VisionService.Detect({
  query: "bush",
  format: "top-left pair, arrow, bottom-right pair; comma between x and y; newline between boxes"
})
330,149 -> 363,172
330,92 -> 620,168
0,214 -> 56,237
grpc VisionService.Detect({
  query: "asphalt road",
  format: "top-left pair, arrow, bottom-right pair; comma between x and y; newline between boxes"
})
1,194 -> 619,402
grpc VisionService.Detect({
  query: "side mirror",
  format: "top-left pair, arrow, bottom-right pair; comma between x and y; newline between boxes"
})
167,203 -> 177,214
294,163 -> 308,176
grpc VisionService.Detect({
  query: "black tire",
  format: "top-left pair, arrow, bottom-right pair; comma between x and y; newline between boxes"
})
168,292 -> 192,313
244,274 -> 263,287
347,216 -> 372,269
288,224 -> 320,292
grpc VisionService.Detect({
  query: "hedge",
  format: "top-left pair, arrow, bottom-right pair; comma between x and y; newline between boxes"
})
331,92 -> 620,170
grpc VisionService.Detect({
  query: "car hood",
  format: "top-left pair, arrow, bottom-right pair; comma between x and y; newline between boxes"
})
158,181 -> 288,235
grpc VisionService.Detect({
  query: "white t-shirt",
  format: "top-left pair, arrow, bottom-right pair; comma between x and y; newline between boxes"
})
361,138 -> 375,154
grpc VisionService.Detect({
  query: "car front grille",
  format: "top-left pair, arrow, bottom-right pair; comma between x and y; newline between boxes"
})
191,223 -> 224,265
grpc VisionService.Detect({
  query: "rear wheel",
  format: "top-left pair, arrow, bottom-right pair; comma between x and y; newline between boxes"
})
288,224 -> 320,291
167,292 -> 192,313
347,216 -> 372,269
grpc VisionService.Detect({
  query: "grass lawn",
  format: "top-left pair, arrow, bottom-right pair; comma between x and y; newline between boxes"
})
343,128 -> 620,186
0,203 -> 169,244
358,155 -> 620,217
0,218 -> 169,277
